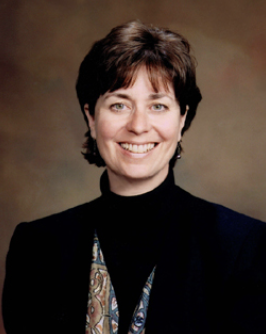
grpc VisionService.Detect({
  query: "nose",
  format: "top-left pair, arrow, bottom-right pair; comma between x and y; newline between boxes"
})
126,108 -> 151,134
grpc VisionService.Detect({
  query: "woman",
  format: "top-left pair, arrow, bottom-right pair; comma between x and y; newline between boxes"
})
3,21 -> 266,334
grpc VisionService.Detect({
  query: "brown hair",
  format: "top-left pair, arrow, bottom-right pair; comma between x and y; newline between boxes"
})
76,21 -> 202,167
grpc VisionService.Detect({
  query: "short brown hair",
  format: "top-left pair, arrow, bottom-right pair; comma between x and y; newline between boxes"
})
76,21 -> 202,167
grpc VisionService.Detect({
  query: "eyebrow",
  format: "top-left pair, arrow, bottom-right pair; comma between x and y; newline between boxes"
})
103,92 -> 173,101
103,93 -> 131,101
148,93 -> 172,100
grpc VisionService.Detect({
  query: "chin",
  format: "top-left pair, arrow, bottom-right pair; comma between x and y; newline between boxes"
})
119,165 -> 167,181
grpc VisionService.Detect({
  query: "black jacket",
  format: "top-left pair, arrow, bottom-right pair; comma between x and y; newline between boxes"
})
3,185 -> 266,334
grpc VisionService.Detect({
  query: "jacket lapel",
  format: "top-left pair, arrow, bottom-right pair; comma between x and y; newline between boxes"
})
56,202 -> 97,333
145,188 -> 217,334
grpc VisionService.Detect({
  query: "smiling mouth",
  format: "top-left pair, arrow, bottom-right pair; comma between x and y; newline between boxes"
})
120,143 -> 157,153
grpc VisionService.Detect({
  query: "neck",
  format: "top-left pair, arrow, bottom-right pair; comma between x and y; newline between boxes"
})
107,167 -> 170,196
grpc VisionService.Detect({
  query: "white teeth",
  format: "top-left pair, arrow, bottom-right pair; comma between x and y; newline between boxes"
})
120,143 -> 155,153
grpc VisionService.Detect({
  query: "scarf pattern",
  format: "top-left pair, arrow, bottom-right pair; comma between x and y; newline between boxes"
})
86,232 -> 155,334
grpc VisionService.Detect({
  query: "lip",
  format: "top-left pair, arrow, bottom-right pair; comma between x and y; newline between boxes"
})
118,142 -> 158,155
119,141 -> 157,145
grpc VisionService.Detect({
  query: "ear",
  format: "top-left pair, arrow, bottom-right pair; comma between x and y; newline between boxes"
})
84,104 -> 96,139
181,105 -> 189,127
178,105 -> 189,140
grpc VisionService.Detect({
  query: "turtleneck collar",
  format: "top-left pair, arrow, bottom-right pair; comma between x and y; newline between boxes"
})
96,168 -> 180,334
100,168 -> 176,208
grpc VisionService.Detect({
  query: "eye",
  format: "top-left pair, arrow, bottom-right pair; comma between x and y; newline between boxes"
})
111,103 -> 126,111
152,104 -> 168,111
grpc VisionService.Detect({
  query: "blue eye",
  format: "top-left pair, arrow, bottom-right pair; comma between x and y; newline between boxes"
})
152,104 -> 167,111
112,103 -> 125,110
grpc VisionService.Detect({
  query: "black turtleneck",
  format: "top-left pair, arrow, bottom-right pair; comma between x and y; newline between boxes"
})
96,169 -> 177,334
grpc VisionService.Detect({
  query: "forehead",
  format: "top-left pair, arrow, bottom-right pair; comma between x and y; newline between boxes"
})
111,65 -> 175,96
95,68 -> 176,109
103,79 -> 175,106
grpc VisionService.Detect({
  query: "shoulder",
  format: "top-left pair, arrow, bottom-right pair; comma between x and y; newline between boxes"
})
14,196 -> 102,235
174,184 -> 265,233
3,199 -> 103,334
173,184 -> 266,257
7,197 -> 103,262
172,185 -> 266,279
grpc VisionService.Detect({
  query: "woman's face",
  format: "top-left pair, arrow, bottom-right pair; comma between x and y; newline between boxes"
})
85,66 -> 186,194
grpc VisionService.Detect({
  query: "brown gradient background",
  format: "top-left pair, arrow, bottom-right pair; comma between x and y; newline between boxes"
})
1,0 -> 266,332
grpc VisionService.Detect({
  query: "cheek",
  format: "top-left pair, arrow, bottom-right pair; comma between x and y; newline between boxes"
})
95,116 -> 121,146
96,119 -> 112,140
159,118 -> 180,142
